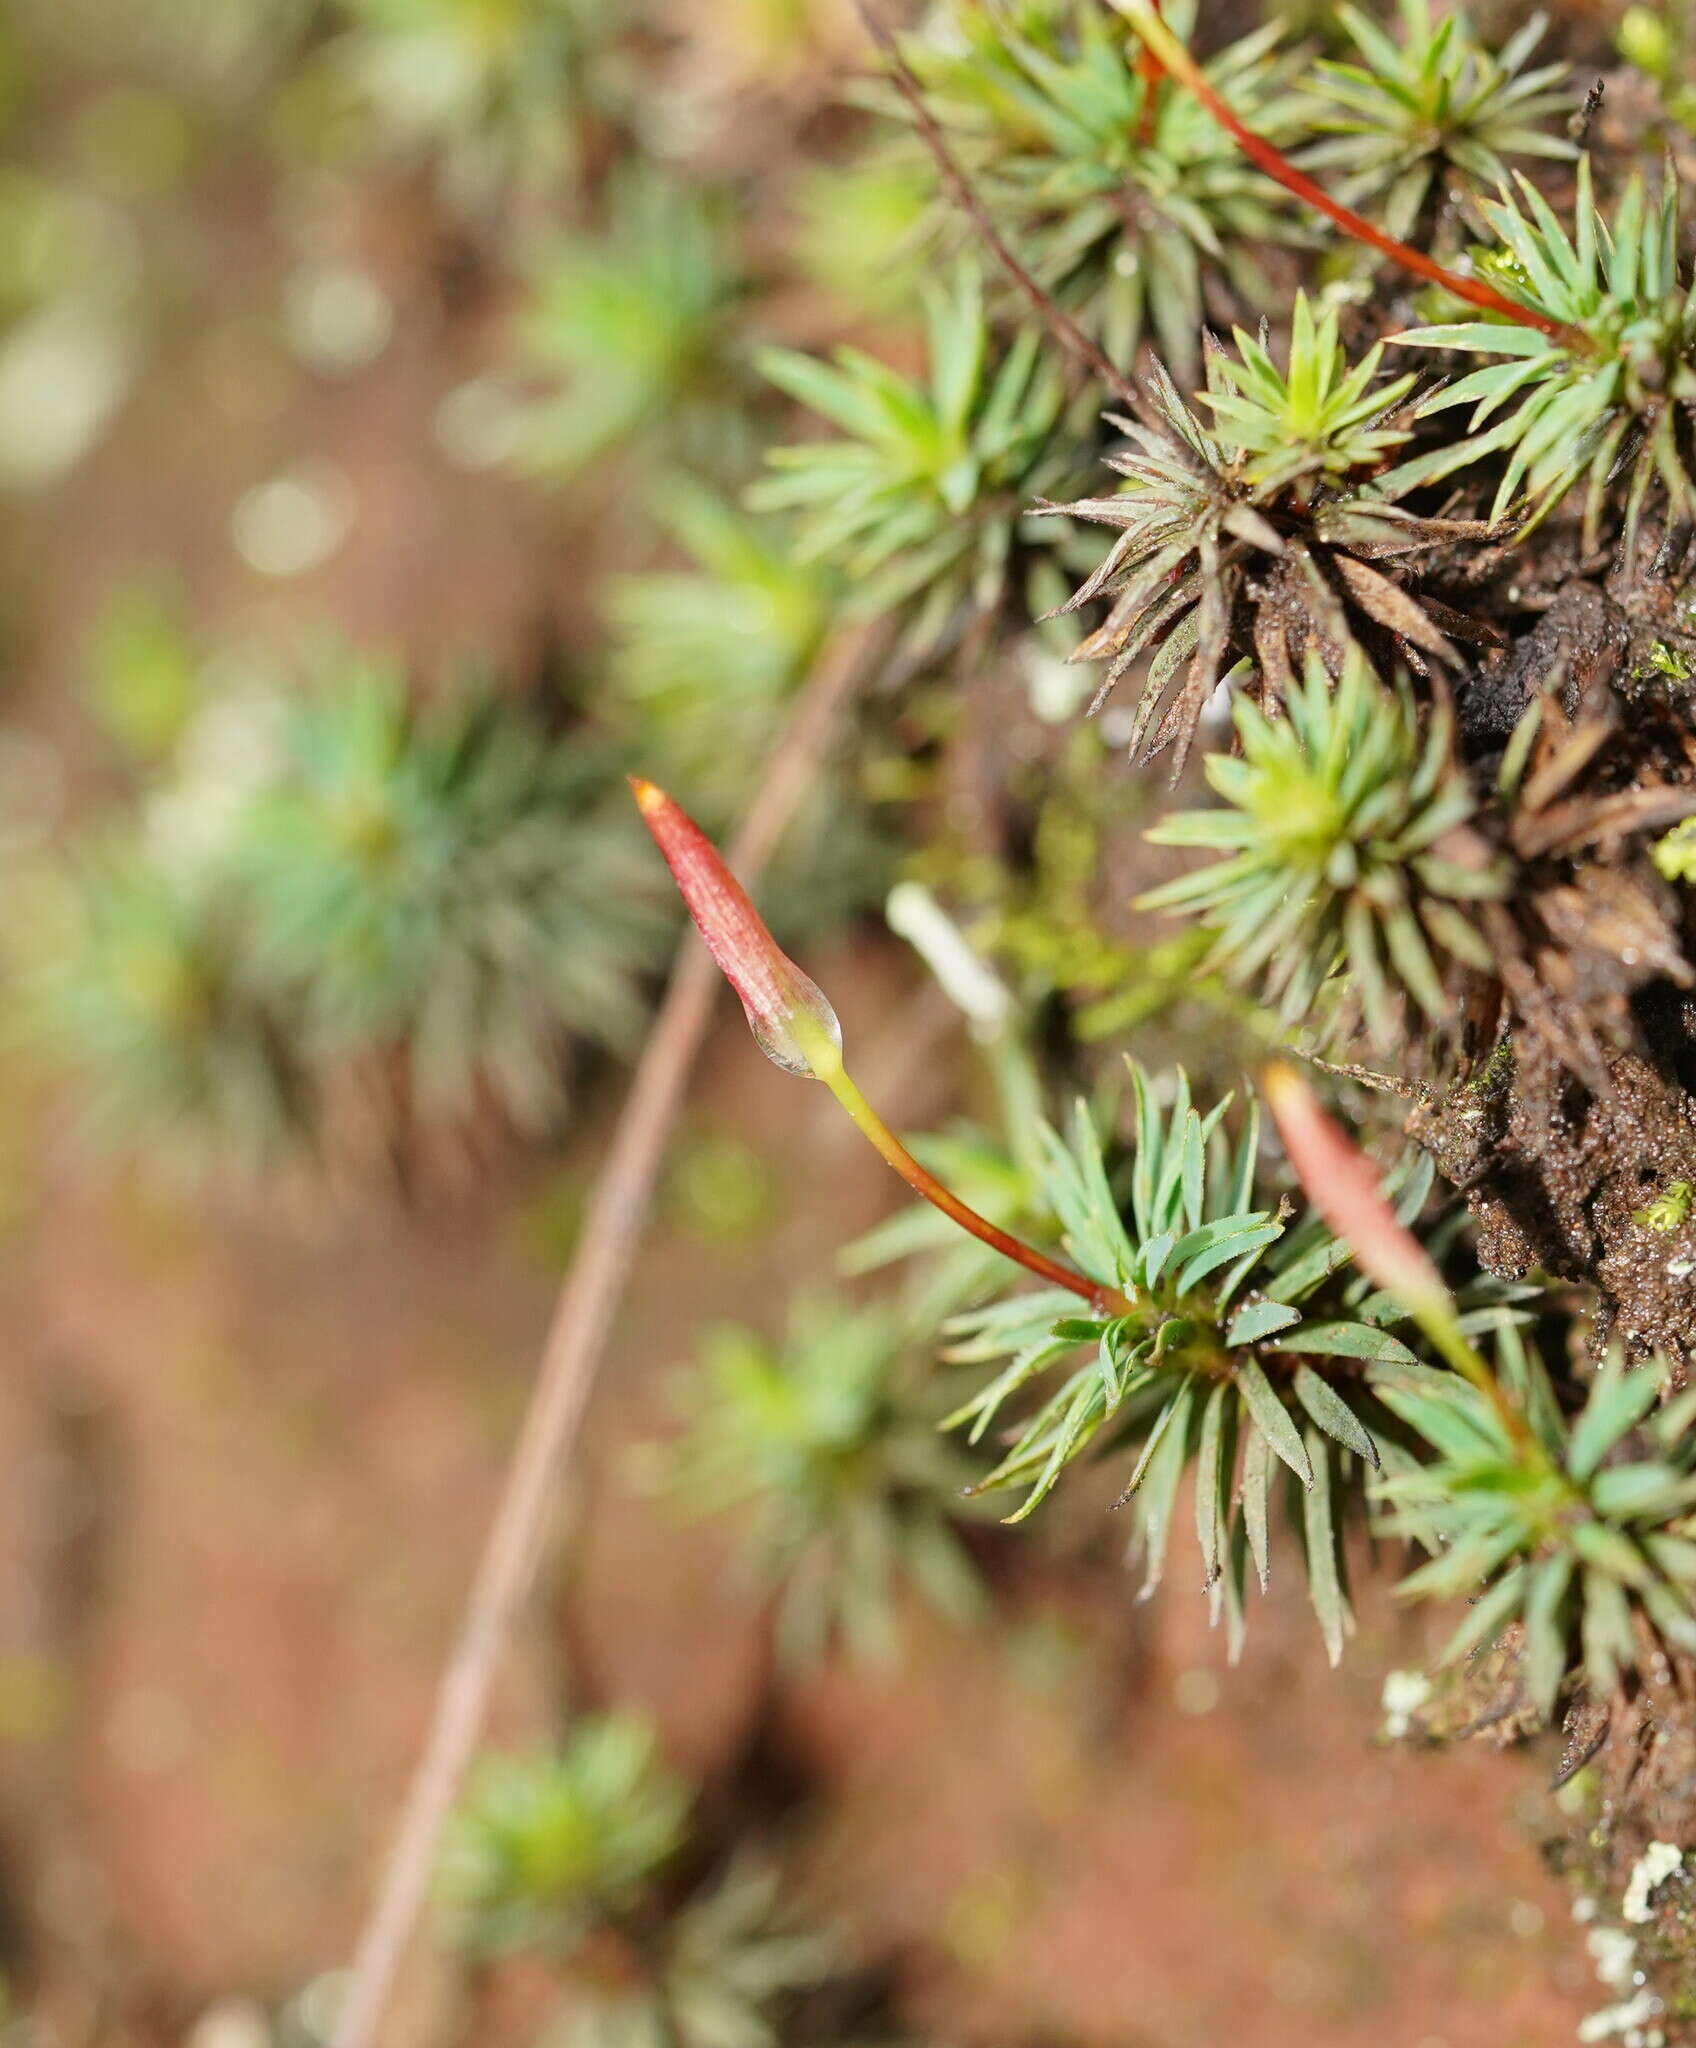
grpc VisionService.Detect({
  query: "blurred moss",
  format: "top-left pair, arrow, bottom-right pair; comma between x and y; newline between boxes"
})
786,159 -> 931,311
509,167 -> 755,485
272,0 -> 630,214
665,1129 -> 775,1245
514,1158 -> 591,1268
440,1718 -> 691,1958
73,85 -> 194,201
641,1291 -> 990,1666
30,639 -> 672,1181
0,1651 -> 74,1743
84,579 -> 202,763
598,474 -> 832,823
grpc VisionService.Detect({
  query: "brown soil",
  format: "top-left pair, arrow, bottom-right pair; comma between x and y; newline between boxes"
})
5,1012 -> 1598,2044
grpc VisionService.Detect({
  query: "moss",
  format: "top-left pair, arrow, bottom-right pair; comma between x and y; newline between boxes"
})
1653,818 -> 1696,885
1633,1180 -> 1695,1234
1468,1036 -> 1516,1099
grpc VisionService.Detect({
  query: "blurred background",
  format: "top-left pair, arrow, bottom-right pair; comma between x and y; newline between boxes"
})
0,0 -> 1632,2042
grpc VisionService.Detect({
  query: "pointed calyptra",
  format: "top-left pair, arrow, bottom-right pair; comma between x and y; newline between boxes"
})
1261,1063 -> 1449,1319
631,777 -> 1128,1315
1262,1063 -> 1533,1446
629,777 -> 843,1078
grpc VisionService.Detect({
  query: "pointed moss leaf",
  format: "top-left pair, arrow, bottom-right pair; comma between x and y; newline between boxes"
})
1268,1321 -> 1418,1367
1175,1218 -> 1282,1295
1151,1071 -> 1193,1233
1220,1512 -> 1250,1665
1263,1226 -> 1353,1304
1134,1380 -> 1196,1600
1365,1356 -> 1466,1400
943,1288 -> 1081,1341
1570,1520 -> 1654,1588
1591,1463 -> 1696,1520
1111,1380 -> 1191,1508
1302,1430 -> 1349,1668
1581,1570 -> 1636,1697
1140,1232 -> 1177,1286
943,1335 -> 1081,1442
1568,1361 -> 1663,1482
1151,1314 -> 1198,1362
1227,1299 -> 1302,1345
1657,1386 -> 1696,1446
1389,1150 -> 1437,1225
1640,1581 -> 1696,1657
1240,1422 -> 1272,1591
1068,1092 -> 1136,1278
1493,1321 -> 1566,1450
1646,1532 -> 1696,1584
1000,1373 -> 1106,1523
1129,1061 -> 1161,1242
1181,1109 -> 1206,1233
1235,1357 -> 1312,1487
1292,1365 -> 1379,1468
1195,1380 -> 1230,1588
1228,1099 -> 1260,1218
1394,1517 -> 1531,1603
1523,1553 -> 1573,1720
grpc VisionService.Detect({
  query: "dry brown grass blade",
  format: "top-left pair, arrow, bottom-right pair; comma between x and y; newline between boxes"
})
329,621 -> 889,2048
1330,552 -> 1457,662
1514,784 -> 1696,861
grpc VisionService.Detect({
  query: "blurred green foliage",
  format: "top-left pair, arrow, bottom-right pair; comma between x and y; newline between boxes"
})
753,266 -> 1094,654
317,0 -> 622,208
641,1292 -> 989,1666
442,1718 -> 692,1956
443,1720 -> 848,2047
511,168 -> 754,484
83,578 -> 201,761
33,638 -> 669,1177
877,0 -> 1304,380
1299,2 -> 1575,242
599,476 -> 832,819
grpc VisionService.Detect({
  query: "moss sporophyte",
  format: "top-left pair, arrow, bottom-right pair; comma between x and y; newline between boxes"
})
629,777 -> 1130,1315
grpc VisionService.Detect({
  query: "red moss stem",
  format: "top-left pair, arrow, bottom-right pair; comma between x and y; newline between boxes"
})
1134,0 -> 1164,144
1115,0 -> 1588,350
821,1050 -> 1134,1317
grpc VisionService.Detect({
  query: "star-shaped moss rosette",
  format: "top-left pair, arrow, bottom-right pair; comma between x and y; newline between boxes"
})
1376,1335 -> 1696,1720
751,266 -> 1094,656
1299,1 -> 1577,244
1395,159 -> 1696,549
896,1059 -> 1532,1663
878,0 -> 1306,381
1139,648 -> 1505,1047
1038,310 -> 1489,775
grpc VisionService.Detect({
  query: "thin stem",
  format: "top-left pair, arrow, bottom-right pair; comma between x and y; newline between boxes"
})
852,0 -> 1142,406
1134,0 -> 1164,144
803,1027 -> 1133,1316
329,622 -> 888,2048
1112,0 -> 1590,350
